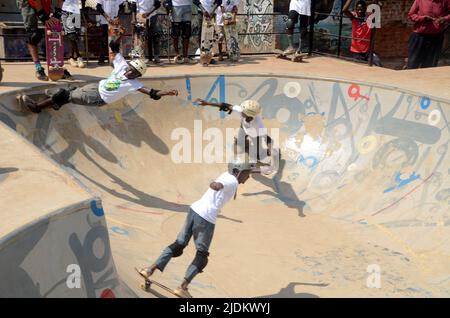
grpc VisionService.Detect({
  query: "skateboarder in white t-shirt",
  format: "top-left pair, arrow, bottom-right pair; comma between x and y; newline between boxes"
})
138,160 -> 255,298
19,40 -> 178,112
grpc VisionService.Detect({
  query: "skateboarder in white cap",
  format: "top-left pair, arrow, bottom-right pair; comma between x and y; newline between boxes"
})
138,160 -> 255,298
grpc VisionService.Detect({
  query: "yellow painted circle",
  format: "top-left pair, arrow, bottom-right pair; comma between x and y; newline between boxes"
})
357,135 -> 378,154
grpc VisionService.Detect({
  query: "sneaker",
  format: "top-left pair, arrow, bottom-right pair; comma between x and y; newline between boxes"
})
69,58 -> 78,67
35,68 -> 48,81
20,95 -> 41,113
77,57 -> 86,68
98,59 -> 106,66
218,53 -> 224,61
284,47 -> 296,55
62,69 -> 73,80
184,57 -> 197,65
174,55 -> 184,64
173,287 -> 193,298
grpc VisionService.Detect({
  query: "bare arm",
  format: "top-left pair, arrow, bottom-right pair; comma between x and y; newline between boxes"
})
33,0 -> 60,27
343,0 -> 354,19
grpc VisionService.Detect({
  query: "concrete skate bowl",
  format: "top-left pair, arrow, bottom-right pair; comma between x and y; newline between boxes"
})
0,74 -> 449,298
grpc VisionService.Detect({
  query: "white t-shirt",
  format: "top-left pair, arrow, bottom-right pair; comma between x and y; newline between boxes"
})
172,0 -> 192,7
190,172 -> 239,224
96,0 -> 125,24
232,105 -> 266,138
216,0 -> 239,26
62,0 -> 81,14
289,0 -> 311,16
98,54 -> 144,104
200,0 -> 218,14
130,0 -> 158,18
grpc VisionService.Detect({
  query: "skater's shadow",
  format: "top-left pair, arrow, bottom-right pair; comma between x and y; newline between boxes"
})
69,152 -> 190,213
244,157 -> 307,217
257,282 -> 328,298
89,105 -> 170,155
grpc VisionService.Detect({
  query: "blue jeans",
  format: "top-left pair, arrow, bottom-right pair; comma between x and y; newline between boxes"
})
154,208 -> 215,283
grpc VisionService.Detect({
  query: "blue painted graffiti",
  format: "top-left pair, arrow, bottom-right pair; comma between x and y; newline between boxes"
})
420,96 -> 431,110
383,171 -> 421,193
297,154 -> 320,171
90,200 -> 104,217
111,226 -> 129,236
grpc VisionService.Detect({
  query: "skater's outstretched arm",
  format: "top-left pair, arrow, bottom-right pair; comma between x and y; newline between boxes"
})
138,88 -> 178,100
195,98 -> 233,113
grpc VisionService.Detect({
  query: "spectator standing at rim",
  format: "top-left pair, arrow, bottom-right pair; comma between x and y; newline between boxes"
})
163,0 -> 197,64
343,0 -> 382,67
16,0 -> 72,80
407,0 -> 450,69
62,0 -> 86,68
285,0 -> 311,54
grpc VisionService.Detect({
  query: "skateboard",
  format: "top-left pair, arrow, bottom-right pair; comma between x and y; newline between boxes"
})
274,49 -> 308,62
45,22 -> 65,81
199,17 -> 216,66
223,12 -> 240,62
108,19 -> 125,64
135,267 -> 192,298
131,13 -> 147,59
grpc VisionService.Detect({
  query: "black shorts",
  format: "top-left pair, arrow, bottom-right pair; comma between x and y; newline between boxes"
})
288,10 -> 310,28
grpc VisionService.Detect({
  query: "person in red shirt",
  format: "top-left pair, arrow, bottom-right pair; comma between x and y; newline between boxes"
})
17,0 -> 71,80
343,0 -> 382,66
407,0 -> 450,69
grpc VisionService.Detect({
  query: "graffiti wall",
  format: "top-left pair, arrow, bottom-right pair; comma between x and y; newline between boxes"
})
0,198 -> 128,297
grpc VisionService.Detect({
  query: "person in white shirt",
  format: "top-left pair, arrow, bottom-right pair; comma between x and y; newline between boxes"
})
20,40 -> 178,113
129,0 -> 164,64
95,0 -> 126,64
138,160 -> 255,298
195,98 -> 273,163
61,0 -> 86,68
196,0 -> 222,64
215,0 -> 240,61
163,0 -> 197,64
285,0 -> 311,54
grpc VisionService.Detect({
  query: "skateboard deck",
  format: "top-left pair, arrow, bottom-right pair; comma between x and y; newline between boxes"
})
131,13 -> 146,59
223,12 -> 240,62
135,267 -> 192,298
199,17 -> 215,66
274,49 -> 307,62
45,22 -> 65,81
108,20 -> 125,64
